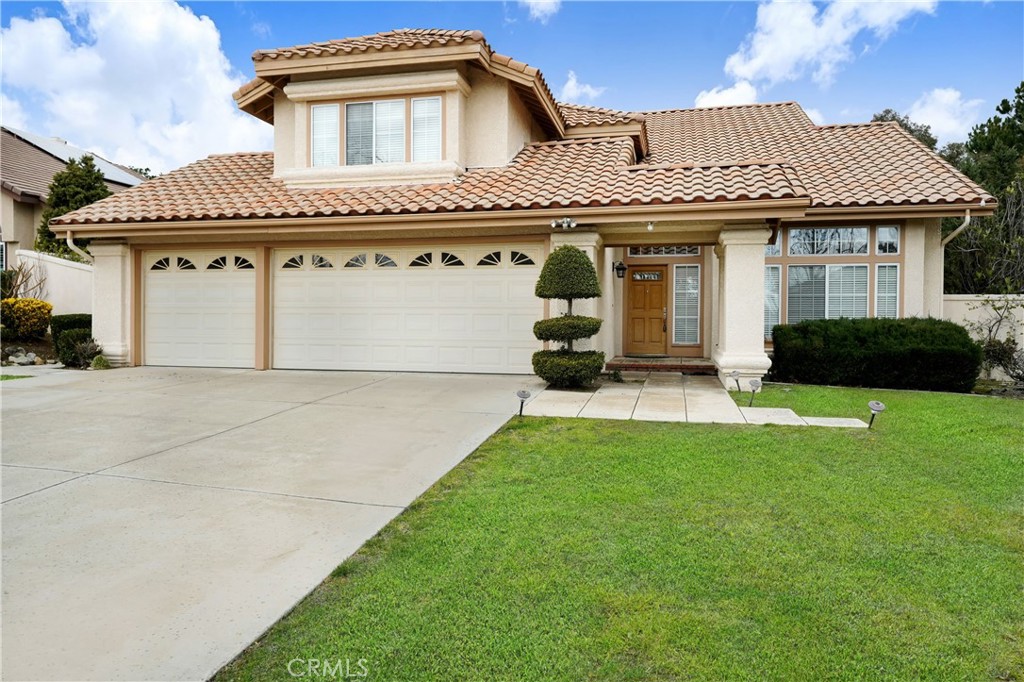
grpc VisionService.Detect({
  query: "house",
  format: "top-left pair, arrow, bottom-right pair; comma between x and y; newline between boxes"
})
1,126 -> 144,269
48,29 -> 994,389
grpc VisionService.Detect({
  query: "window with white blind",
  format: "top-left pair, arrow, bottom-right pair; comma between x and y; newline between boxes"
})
876,264 -> 899,318
412,97 -> 442,162
764,265 -> 781,340
673,265 -> 700,345
827,265 -> 868,318
310,104 -> 339,167
787,264 -> 869,323
345,100 -> 406,166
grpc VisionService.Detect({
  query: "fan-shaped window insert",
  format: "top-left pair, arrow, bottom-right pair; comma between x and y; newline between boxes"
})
477,251 -> 501,266
410,252 -> 432,267
441,252 -> 465,267
511,251 -> 535,266
282,255 -> 304,270
151,257 -> 171,271
375,253 -> 397,268
207,256 -> 228,270
177,257 -> 197,271
234,256 -> 255,270
345,253 -> 366,268
312,254 -> 333,269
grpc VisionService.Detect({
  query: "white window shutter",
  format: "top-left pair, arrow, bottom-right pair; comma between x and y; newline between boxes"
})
310,104 -> 339,167
412,97 -> 442,162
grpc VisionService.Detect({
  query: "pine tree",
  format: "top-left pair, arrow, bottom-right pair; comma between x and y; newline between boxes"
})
37,155 -> 111,259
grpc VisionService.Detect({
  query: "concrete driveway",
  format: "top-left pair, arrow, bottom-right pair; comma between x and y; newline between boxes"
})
1,367 -> 543,681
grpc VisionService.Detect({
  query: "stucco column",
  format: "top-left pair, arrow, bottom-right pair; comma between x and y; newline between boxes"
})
549,230 -> 605,353
90,242 -> 131,366
712,225 -> 772,390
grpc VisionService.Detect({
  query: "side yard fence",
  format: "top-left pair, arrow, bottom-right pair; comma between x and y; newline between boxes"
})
15,249 -> 93,316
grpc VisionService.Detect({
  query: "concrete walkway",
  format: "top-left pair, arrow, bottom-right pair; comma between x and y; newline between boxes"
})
524,373 -> 867,428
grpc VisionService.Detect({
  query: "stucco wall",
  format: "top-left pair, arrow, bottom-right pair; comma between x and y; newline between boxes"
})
944,294 -> 1024,381
15,249 -> 93,315
2,192 -> 43,255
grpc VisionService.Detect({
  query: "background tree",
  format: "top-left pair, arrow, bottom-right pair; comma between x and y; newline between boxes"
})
532,245 -> 605,388
942,81 -> 1024,294
36,155 -> 110,259
128,165 -> 156,180
871,108 -> 938,150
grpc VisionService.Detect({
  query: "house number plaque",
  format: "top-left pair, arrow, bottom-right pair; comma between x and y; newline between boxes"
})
632,271 -> 663,281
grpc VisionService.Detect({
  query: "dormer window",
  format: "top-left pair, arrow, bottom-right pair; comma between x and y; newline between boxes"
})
310,95 -> 443,168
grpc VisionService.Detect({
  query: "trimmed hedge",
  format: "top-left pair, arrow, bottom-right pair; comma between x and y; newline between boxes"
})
52,313 -> 92,361
771,317 -> 982,393
535,246 -> 601,301
0,297 -> 53,340
57,328 -> 93,367
532,350 -> 605,388
533,316 -> 603,344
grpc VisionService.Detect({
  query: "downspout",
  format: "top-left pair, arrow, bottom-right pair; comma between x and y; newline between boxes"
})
941,202 -> 984,247
65,230 -> 95,264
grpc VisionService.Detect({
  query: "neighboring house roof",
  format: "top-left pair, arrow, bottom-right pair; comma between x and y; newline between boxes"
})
50,140 -> 808,225
51,99 -> 992,228
2,124 -> 145,188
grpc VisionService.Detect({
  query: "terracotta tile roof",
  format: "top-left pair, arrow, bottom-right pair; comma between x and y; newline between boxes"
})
51,139 -> 808,225
252,29 -> 485,62
642,103 -> 993,208
560,103 -> 644,127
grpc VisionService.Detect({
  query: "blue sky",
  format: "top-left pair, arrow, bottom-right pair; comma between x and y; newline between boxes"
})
2,1 -> 1021,173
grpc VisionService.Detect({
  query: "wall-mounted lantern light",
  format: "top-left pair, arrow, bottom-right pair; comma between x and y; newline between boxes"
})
550,217 -> 578,231
748,378 -> 762,407
868,400 -> 886,429
517,389 -> 532,417
613,261 -> 628,278
647,221 -> 655,232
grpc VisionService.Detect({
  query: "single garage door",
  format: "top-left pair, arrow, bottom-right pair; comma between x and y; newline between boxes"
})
273,244 -> 543,373
144,251 -> 256,368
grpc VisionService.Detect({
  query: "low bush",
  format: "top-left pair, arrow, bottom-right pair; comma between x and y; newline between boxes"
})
532,350 -> 605,388
0,298 -> 53,340
58,328 -> 95,367
51,313 -> 92,360
532,316 -> 602,345
771,317 -> 982,393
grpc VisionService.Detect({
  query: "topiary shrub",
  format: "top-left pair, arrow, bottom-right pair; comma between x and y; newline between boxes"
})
771,317 -> 982,393
532,350 -> 606,389
0,298 -> 53,340
532,245 -> 604,387
58,328 -> 93,367
51,313 -> 92,361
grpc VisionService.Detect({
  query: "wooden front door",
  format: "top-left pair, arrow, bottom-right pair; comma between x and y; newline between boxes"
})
625,266 -> 667,355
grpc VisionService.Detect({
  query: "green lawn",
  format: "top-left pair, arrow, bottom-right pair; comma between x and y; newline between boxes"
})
217,386 -> 1023,681
0,374 -> 30,381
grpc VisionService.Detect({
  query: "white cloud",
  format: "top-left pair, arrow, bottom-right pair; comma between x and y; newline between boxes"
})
559,70 -> 606,103
0,1 -> 271,174
694,80 -> 758,108
519,0 -> 561,23
725,0 -> 936,86
908,87 -> 984,144
804,107 -> 825,124
1,94 -> 30,129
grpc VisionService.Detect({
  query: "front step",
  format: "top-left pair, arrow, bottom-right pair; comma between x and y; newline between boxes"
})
605,356 -> 717,375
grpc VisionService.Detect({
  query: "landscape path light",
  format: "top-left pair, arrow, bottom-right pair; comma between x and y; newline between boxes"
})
868,400 -> 886,429
748,378 -> 762,407
517,389 -> 532,417
729,370 -> 741,392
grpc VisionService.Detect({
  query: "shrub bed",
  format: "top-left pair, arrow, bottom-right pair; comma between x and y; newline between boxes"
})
51,313 -> 92,361
57,328 -> 97,368
771,317 -> 982,393
1,298 -> 53,340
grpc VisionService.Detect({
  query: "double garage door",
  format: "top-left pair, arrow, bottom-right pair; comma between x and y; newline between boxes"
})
143,244 -> 543,373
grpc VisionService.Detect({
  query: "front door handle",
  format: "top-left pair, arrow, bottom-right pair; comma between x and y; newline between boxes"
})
663,308 -> 667,333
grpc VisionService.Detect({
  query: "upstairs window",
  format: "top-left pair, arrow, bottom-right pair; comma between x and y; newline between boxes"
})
311,96 -> 443,168
311,104 -> 339,167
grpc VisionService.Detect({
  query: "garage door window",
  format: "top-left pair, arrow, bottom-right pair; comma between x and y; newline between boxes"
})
375,253 -> 398,268
345,254 -> 366,268
441,252 -> 465,267
511,251 -> 536,266
207,255 -> 255,271
477,251 -> 502,266
283,255 -> 304,269
410,252 -> 432,267
312,254 -> 334,269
